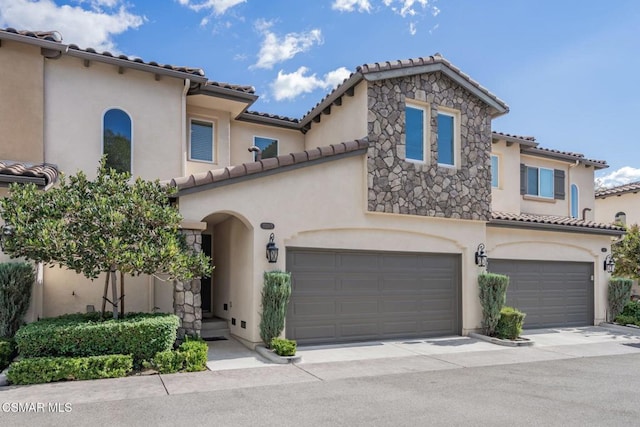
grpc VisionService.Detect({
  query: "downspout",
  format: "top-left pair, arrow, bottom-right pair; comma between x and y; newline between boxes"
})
181,78 -> 190,177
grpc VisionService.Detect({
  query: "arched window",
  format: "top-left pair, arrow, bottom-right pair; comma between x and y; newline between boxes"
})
103,108 -> 132,174
570,184 -> 579,218
615,212 -> 627,226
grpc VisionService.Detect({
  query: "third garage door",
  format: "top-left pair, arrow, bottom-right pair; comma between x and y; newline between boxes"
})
286,248 -> 461,345
489,259 -> 594,328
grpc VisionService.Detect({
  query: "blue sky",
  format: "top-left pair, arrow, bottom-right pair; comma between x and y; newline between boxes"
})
1,0 -> 639,186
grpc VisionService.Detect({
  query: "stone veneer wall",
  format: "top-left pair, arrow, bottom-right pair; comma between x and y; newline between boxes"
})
174,229 -> 202,340
367,72 -> 492,220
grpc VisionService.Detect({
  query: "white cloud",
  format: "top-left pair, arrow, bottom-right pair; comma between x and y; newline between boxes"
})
271,66 -> 351,101
253,20 -> 323,70
596,167 -> 640,188
332,0 -> 372,13
409,22 -> 417,35
177,0 -> 246,15
0,0 -> 144,52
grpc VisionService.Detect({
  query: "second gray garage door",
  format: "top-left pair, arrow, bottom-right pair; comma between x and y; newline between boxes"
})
286,248 -> 461,344
489,259 -> 594,328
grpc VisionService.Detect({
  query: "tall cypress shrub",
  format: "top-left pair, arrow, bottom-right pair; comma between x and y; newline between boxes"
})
0,262 -> 35,338
259,271 -> 292,347
478,273 -> 510,336
608,277 -> 633,321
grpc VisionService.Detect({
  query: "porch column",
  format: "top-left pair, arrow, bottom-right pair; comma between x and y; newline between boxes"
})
174,223 -> 205,340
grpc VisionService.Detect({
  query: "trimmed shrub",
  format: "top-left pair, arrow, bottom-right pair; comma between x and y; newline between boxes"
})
179,337 -> 208,372
615,300 -> 640,326
0,338 -> 15,371
478,273 -> 510,336
271,338 -> 296,357
608,277 -> 633,321
496,306 -> 526,340
259,271 -> 292,347
615,314 -> 637,326
0,262 -> 35,338
14,312 -> 178,365
147,350 -> 185,374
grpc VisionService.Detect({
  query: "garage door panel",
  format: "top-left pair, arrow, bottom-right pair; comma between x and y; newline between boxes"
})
490,259 -> 593,329
287,248 -> 461,344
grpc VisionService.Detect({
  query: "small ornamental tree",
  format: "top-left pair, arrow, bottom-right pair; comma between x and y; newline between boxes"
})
0,158 -> 211,319
612,224 -> 640,280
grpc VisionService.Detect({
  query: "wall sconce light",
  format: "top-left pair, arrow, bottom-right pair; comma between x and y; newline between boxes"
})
0,224 -> 14,251
475,243 -> 488,267
604,254 -> 615,273
266,233 -> 279,263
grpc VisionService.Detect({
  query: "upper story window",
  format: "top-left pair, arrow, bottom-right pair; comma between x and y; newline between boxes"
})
253,136 -> 278,160
103,108 -> 132,174
437,110 -> 457,167
615,212 -> 626,226
189,119 -> 214,163
520,164 -> 565,200
405,103 -> 427,162
491,155 -> 499,188
570,184 -> 579,218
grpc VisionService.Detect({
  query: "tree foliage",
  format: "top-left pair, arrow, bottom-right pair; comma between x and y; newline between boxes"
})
612,224 -> 640,279
0,159 -> 211,317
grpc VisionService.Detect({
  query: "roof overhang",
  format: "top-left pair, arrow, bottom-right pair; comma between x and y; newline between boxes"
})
488,219 -> 624,236
236,113 -> 301,130
299,73 -> 365,128
521,147 -> 608,169
491,133 -> 538,148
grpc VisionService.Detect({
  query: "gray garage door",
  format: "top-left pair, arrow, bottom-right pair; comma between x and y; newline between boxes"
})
286,248 -> 461,344
489,260 -> 594,328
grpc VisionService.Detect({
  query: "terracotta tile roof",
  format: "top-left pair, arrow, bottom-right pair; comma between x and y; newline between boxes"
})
595,181 -> 640,198
522,146 -> 608,169
1,27 -> 62,42
167,139 -> 369,194
0,161 -> 59,188
243,111 -> 300,124
492,131 -> 536,142
491,211 -> 623,234
203,81 -> 255,94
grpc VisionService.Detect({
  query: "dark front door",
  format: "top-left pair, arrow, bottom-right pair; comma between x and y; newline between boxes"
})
201,234 -> 212,313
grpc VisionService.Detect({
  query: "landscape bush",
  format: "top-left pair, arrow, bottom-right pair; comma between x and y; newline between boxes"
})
615,300 -> 640,326
145,336 -> 208,373
495,306 -> 526,340
608,277 -> 633,321
7,354 -> 132,385
146,350 -> 185,374
14,312 -> 179,365
259,271 -> 292,347
478,273 -> 510,336
271,338 -> 296,357
0,338 -> 15,371
0,262 -> 35,338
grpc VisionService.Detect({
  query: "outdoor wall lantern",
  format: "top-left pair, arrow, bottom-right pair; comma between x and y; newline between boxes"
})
0,224 -> 14,251
604,254 -> 615,273
266,233 -> 279,263
475,243 -> 488,267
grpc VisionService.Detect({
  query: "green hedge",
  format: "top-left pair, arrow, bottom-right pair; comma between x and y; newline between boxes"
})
478,273 -> 510,336
0,338 -> 15,371
608,277 -> 633,321
0,262 -> 35,338
271,338 -> 296,356
496,306 -> 526,340
7,354 -> 132,385
615,301 -> 640,326
14,312 -> 179,364
146,337 -> 208,374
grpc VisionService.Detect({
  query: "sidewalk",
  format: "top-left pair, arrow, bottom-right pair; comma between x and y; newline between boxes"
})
2,326 -> 640,404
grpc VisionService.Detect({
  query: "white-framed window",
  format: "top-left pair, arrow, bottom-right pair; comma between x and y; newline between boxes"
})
103,108 -> 132,174
189,119 -> 214,163
491,154 -> 499,188
525,166 -> 554,198
404,102 -> 428,162
570,184 -> 579,218
436,107 -> 460,167
253,136 -> 278,160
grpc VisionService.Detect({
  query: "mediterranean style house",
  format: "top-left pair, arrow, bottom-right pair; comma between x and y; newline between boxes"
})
0,28 -> 623,347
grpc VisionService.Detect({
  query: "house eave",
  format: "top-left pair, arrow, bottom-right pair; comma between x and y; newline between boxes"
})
236,113 -> 301,130
190,84 -> 258,104
522,148 -> 608,169
0,31 -> 68,53
488,219 -> 624,236
299,73 -> 365,128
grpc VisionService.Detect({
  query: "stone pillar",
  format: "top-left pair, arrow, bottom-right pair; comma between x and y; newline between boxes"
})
174,229 -> 203,341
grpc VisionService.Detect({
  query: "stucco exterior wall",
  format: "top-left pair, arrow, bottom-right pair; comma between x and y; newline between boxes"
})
44,55 -> 184,180
490,140 -> 521,214
487,226 -> 613,325
367,72 -> 492,220
230,121 -> 304,164
304,81 -> 368,149
0,41 -> 44,162
595,192 -> 640,226
178,154 -> 489,345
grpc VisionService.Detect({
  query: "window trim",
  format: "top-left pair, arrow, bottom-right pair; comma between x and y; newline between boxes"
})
490,154 -> 500,188
252,135 -> 279,161
436,106 -> 460,168
404,101 -> 429,163
525,165 -> 554,199
570,184 -> 579,218
101,107 -> 133,175
188,118 -> 216,164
